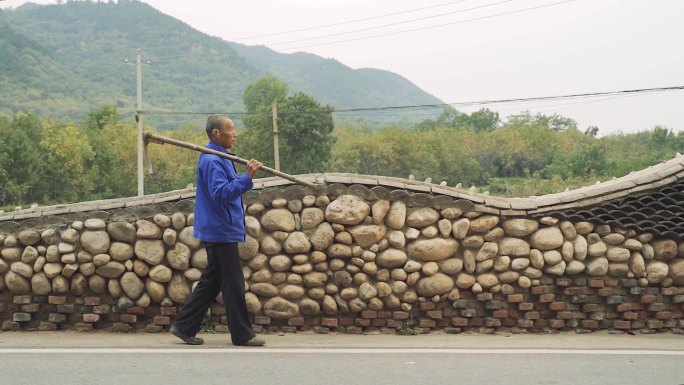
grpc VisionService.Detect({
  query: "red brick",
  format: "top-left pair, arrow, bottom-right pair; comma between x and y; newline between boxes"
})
84,297 -> 101,306
355,318 -> 371,327
153,316 -> 170,325
598,288 -> 615,297
623,312 -> 639,320
426,310 -> 443,319
616,303 -> 634,312
539,294 -> 555,303
604,279 -> 619,287
549,302 -> 566,311
361,310 -> 378,319
549,319 -> 565,329
557,311 -> 573,320
21,304 -> 40,313
321,318 -> 338,327
419,319 -> 436,328
613,320 -> 631,329
111,323 -> 131,333
656,311 -> 672,320
647,319 -> 664,329
531,286 -> 554,295
640,294 -> 656,304
588,279 -> 605,288
419,302 -> 436,311
370,319 -> 386,327
338,317 -> 354,326
517,319 -> 533,328
83,314 -> 100,323
581,319 -> 599,329
38,322 -> 58,331
13,295 -> 32,305
492,309 -> 509,318
75,323 -> 93,332
661,287 -> 680,296
120,314 -> 137,323
507,294 -> 524,303
451,317 -> 468,327
555,278 -> 572,287
582,304 -> 601,312
93,305 -> 110,314
468,318 -> 484,327
392,311 -> 409,320
160,307 -> 177,316
126,307 -> 145,315
524,311 -> 540,320
518,302 -> 534,311
48,296 -> 67,305
288,317 -> 305,326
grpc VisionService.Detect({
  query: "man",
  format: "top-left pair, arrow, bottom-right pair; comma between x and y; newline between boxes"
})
171,115 -> 265,347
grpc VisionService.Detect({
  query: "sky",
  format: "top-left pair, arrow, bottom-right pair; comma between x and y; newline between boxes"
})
1,0 -> 683,136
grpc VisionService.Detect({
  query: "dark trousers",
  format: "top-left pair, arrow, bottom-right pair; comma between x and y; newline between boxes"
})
172,242 -> 255,345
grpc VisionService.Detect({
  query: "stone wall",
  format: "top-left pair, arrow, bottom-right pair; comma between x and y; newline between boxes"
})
0,155 -> 683,334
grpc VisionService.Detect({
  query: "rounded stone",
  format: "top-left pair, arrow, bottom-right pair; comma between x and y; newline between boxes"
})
280,285 -> 305,300
171,213 -> 187,230
529,227 -> 564,251
476,273 -> 498,289
149,265 -> 173,282
263,297 -> 299,319
376,249 -> 408,268
646,261 -> 668,284
96,261 -> 126,278
31,272 -> 51,295
309,223 -> 335,251
499,238 -> 530,257
284,232 -> 312,254
136,220 -> 162,239
178,227 -> 201,249
300,208 -> 325,230
440,258 -> 464,275
566,260 -> 586,275
167,242 -> 191,270
18,229 -> 41,246
121,272 -> 145,300
5,271 -> 30,294
109,242 -> 134,261
168,274 -> 191,304
406,208 -> 440,228
386,201 -> 407,230
251,283 -> 279,297
134,240 -> 165,265
191,249 -> 208,269
407,238 -> 459,262
270,255 -> 292,272
348,225 -> 387,248
107,222 -> 137,243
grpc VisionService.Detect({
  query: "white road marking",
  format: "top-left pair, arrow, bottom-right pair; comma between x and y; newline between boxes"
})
0,348 -> 683,355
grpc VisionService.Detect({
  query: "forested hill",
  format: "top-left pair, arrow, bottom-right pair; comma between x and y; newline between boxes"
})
0,0 -> 443,128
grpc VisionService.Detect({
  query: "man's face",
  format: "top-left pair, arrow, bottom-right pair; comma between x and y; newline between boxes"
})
214,121 -> 237,149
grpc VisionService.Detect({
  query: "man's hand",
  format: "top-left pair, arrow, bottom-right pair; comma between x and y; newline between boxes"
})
246,159 -> 263,178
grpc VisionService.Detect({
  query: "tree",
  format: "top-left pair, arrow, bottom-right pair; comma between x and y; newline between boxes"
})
240,77 -> 289,168
278,92 -> 335,174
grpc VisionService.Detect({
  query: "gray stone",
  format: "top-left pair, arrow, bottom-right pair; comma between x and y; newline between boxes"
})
239,236 -> 260,260
606,247 -> 631,263
5,271 -> 30,294
41,229 -> 60,245
646,261 -> 668,284
109,242 -> 134,261
135,240 -> 165,265
280,285 -> 305,300
162,228 -> 177,245
348,225 -> 386,248
406,208 -> 440,228
167,242 -> 191,270
451,218 -> 470,239
136,220 -> 162,239
121,272 -> 145,300
529,227 -> 564,251
84,219 -> 107,230
146,279 -> 166,302
191,249 -> 208,269
476,273 -> 499,289
309,223 -> 335,251
18,229 -> 41,246
31,273 -> 51,295
566,260 -> 586,275
301,208 -> 325,230
588,241 -> 608,257
586,257 -> 609,276
251,283 -> 279,297
60,229 -> 79,243
303,272 -> 327,287
300,298 -> 321,315
371,200 -> 391,225
499,238 -> 530,257
325,195 -> 370,226
168,274 -> 191,304
469,215 -> 500,233
284,232 -> 312,254
407,238 -> 459,262
171,213 -> 187,230
107,222 -> 137,243
386,201 -> 407,230
21,246 -> 39,264
10,261 -> 33,278
327,244 -> 353,259
178,227 -> 201,250
376,249 -> 408,268
96,261 -> 126,278
475,242 -> 498,262
653,240 -> 678,260
417,273 -> 454,296
630,252 -> 646,278
270,255 -> 293,272
58,242 -> 75,254
573,235 -> 588,261
263,297 -> 299,319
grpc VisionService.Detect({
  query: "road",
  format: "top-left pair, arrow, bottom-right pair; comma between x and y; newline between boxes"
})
0,331 -> 682,385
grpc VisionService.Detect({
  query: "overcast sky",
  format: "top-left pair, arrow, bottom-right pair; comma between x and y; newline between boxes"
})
2,0 -> 683,136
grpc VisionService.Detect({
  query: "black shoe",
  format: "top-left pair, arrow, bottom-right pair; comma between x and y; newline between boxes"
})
234,337 -> 265,347
170,325 -> 204,345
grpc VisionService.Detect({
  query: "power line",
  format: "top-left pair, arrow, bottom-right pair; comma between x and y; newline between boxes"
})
279,0 -> 577,51
234,0 -> 477,40
138,85 -> 684,117
266,0 -> 518,47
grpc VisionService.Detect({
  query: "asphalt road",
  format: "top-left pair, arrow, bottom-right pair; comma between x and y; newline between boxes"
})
1,331 -> 683,385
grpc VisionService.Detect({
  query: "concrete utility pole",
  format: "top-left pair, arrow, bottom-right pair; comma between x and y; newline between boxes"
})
272,101 -> 280,171
135,48 -> 144,196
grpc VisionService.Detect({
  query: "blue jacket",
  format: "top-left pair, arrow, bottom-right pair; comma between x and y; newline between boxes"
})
193,141 -> 253,243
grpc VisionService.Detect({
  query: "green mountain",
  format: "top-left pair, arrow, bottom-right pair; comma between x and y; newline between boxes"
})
0,0 -> 443,128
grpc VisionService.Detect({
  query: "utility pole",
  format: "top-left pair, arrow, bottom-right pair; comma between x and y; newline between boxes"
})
135,48 -> 144,196
272,101 -> 280,171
